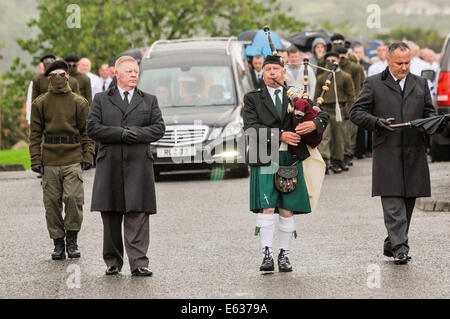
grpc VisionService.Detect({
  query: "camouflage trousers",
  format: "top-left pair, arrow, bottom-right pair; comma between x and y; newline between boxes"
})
42,163 -> 84,239
317,104 -> 344,161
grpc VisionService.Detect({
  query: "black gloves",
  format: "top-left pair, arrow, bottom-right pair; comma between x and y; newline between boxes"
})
121,129 -> 138,144
31,164 -> 44,175
376,118 -> 394,132
81,162 -> 91,171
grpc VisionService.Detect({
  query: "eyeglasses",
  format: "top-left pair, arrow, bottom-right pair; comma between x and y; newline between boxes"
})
67,62 -> 77,67
49,71 -> 66,77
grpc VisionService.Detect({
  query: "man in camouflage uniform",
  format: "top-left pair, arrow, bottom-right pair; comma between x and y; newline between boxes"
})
315,52 -> 355,174
32,54 -> 80,102
336,47 -> 365,168
29,60 -> 94,260
65,54 -> 92,104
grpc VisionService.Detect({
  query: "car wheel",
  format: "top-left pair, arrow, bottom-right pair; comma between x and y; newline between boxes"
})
431,141 -> 450,162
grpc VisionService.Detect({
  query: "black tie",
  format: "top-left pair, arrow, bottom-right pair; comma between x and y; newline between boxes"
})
123,91 -> 129,111
102,81 -> 106,92
396,79 -> 403,92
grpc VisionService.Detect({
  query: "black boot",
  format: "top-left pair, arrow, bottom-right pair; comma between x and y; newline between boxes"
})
278,249 -> 293,272
329,159 -> 342,174
66,230 -> 81,259
339,160 -> 349,171
344,155 -> 353,166
51,238 -> 66,260
324,158 -> 330,175
259,246 -> 274,271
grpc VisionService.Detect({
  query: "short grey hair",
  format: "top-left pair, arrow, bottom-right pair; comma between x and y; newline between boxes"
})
388,42 -> 410,57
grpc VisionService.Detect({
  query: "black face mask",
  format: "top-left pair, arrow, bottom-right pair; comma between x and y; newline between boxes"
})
325,62 -> 334,69
68,65 -> 77,74
340,57 -> 348,66
49,74 -> 68,90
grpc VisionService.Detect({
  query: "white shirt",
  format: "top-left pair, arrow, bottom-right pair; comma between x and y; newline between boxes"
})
266,85 -> 283,107
99,77 -> 112,92
117,86 -> 135,103
368,60 -> 388,77
26,81 -> 33,124
254,70 -> 263,81
86,72 -> 102,100
266,86 -> 287,150
389,68 -> 406,91
285,64 -> 316,99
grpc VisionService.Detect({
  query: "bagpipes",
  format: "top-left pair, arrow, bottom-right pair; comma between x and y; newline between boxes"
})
264,26 -> 338,148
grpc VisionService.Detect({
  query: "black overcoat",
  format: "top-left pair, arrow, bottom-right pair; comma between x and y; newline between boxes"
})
87,86 -> 165,213
350,68 -> 436,197
243,86 -> 328,166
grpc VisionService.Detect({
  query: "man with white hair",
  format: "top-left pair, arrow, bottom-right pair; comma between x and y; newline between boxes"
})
368,45 -> 388,77
87,56 -> 165,277
78,57 -> 102,100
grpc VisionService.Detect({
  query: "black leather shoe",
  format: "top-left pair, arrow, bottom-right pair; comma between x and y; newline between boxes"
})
324,158 -> 330,175
105,266 -> 120,276
394,252 -> 409,264
51,238 -> 66,260
66,230 -> 81,259
132,267 -> 153,277
330,163 -> 342,174
339,160 -> 349,171
344,155 -> 353,166
259,246 -> 274,271
384,248 -> 411,260
278,249 -> 293,272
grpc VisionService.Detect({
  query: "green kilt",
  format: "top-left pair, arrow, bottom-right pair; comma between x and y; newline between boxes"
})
250,151 -> 311,214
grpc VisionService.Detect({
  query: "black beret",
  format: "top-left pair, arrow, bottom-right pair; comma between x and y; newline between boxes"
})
65,54 -> 80,63
335,47 -> 348,55
263,55 -> 285,68
40,54 -> 56,62
44,60 -> 68,76
331,33 -> 345,42
324,51 -> 340,60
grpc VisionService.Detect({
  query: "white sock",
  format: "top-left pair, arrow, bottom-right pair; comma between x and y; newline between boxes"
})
256,214 -> 275,257
278,216 -> 296,253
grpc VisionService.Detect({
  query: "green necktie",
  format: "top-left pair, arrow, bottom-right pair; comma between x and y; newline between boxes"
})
274,89 -> 283,120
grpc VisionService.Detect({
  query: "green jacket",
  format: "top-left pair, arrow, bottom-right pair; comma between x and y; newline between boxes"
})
315,69 -> 355,110
68,69 -> 92,103
32,73 -> 80,102
339,58 -> 363,97
29,81 -> 94,166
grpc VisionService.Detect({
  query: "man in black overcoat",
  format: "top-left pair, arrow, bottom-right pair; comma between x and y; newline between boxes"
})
350,42 -> 436,264
87,56 -> 165,276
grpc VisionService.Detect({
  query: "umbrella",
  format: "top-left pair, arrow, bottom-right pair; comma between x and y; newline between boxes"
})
389,114 -> 450,135
111,48 -> 144,66
243,29 -> 283,58
237,30 -> 259,42
288,29 -> 335,52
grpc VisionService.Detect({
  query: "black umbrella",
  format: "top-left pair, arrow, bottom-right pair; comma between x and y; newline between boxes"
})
287,29 -> 335,52
237,30 -> 259,42
389,114 -> 450,134
112,48 -> 144,65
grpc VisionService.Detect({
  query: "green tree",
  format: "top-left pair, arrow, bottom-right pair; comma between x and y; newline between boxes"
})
18,0 -> 308,72
1,58 -> 34,150
376,25 -> 445,49
2,0 -> 308,150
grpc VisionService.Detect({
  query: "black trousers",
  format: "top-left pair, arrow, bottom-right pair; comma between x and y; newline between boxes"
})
381,197 -> 416,256
101,211 -> 150,272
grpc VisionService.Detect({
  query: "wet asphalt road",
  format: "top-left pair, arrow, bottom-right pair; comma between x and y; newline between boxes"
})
1,158 -> 450,299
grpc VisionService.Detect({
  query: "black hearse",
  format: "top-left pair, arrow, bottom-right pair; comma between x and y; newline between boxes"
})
138,37 -> 254,178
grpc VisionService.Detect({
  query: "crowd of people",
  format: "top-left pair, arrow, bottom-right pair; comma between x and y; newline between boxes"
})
248,33 -> 442,175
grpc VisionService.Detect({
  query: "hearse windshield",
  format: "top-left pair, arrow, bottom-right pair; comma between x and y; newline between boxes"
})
139,54 -> 237,107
